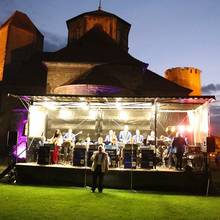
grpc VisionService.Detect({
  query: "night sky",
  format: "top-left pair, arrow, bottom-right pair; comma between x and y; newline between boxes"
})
0,0 -> 220,134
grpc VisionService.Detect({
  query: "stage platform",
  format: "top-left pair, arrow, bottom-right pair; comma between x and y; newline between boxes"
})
16,163 -> 208,194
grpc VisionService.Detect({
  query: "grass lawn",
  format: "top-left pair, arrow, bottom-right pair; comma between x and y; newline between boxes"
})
0,183 -> 220,220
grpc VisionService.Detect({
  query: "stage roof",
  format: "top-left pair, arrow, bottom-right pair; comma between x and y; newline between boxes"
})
11,94 -> 215,111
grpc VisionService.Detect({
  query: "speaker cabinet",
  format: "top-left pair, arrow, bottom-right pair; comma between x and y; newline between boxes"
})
207,137 -> 216,153
7,131 -> 18,146
37,146 -> 50,165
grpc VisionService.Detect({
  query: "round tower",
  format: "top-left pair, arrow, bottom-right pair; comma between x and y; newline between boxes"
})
164,67 -> 201,96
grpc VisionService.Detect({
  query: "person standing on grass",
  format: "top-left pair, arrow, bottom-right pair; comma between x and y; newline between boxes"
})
91,145 -> 109,193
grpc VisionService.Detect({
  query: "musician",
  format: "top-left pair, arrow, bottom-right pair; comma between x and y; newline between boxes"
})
85,133 -> 91,149
63,129 -> 75,163
119,125 -> 132,144
50,129 -> 63,164
105,136 -> 119,151
96,136 -> 104,147
63,128 -> 76,143
132,129 -> 144,145
147,130 -> 155,144
172,133 -> 187,170
104,130 -> 115,144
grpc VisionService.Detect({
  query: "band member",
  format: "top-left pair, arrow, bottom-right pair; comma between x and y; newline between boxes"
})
119,125 -> 132,144
132,129 -> 144,145
96,136 -> 104,147
147,130 -> 155,144
85,133 -> 91,149
172,133 -> 187,170
63,128 -> 76,143
91,145 -> 109,193
50,129 -> 63,164
63,128 -> 75,163
104,130 -> 115,144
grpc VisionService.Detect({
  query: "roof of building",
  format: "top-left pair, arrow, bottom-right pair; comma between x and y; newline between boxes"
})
62,63 -> 192,96
0,10 -> 43,37
43,26 -> 140,63
66,9 -> 131,28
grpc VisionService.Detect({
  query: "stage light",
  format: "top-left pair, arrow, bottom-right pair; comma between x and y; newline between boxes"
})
187,126 -> 193,133
119,111 -> 128,121
58,109 -> 73,120
89,110 -> 97,120
15,142 -> 26,159
79,102 -> 89,110
178,125 -> 185,133
29,106 -> 46,137
146,112 -> 151,120
42,102 -> 56,110
116,102 -> 122,110
79,97 -> 86,101
171,126 -> 176,133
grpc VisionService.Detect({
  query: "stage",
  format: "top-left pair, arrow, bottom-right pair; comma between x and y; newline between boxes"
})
16,163 -> 208,194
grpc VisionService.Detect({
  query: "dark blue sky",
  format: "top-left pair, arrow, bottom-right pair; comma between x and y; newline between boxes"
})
0,0 -> 220,91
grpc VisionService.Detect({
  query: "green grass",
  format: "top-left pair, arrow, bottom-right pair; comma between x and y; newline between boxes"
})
0,184 -> 220,220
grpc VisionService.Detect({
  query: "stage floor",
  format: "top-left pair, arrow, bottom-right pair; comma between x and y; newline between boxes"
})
16,162 -> 181,172
15,162 -> 208,194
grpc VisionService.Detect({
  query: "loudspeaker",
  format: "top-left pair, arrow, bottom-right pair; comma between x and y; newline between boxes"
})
7,131 -> 18,146
207,137 -> 216,153
37,146 -> 50,165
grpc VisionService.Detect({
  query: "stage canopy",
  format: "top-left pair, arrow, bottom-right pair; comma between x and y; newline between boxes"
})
12,94 -> 214,150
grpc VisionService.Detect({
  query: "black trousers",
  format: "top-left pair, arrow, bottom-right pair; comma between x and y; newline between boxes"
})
92,165 -> 104,192
176,153 -> 183,170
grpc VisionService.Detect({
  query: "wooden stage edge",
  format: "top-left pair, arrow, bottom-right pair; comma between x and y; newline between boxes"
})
16,163 -> 208,194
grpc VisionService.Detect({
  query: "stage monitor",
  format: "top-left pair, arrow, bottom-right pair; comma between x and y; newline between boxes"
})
148,140 -> 155,145
74,145 -> 87,149
89,144 -> 98,150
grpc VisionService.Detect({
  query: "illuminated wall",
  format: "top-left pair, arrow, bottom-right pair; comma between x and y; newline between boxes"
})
165,67 -> 201,96
0,11 -> 43,82
0,24 -> 9,80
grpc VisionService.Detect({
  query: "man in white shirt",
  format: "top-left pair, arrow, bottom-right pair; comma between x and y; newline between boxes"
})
119,125 -> 132,144
91,145 -> 109,193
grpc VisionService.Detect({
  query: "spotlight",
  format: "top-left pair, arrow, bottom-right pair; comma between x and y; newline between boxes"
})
119,111 -> 128,121
89,110 -> 97,120
58,109 -> 73,120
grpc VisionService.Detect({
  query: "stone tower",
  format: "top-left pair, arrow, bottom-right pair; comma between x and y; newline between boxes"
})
165,67 -> 201,96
